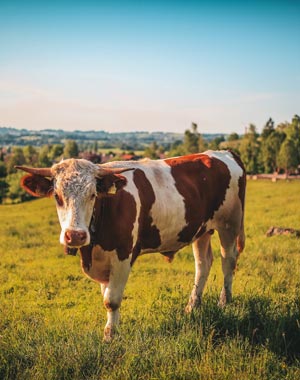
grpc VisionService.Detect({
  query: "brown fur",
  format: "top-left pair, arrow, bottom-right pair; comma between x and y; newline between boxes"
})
165,154 -> 231,243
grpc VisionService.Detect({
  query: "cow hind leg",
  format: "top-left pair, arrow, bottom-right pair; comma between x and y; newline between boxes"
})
218,227 -> 241,307
185,232 -> 213,313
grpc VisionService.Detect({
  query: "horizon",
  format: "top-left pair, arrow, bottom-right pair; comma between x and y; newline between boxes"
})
0,0 -> 299,135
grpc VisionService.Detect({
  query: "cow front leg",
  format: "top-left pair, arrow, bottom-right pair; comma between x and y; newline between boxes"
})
185,232 -> 213,313
102,256 -> 131,342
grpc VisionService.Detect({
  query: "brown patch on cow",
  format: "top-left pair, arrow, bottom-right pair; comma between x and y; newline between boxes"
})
64,246 -> 78,255
80,245 -> 93,271
96,173 -> 127,194
195,225 -> 207,239
79,245 -> 111,283
165,154 -> 231,243
238,175 -> 246,212
90,190 -> 137,261
104,300 -> 120,311
229,150 -> 246,211
131,169 -> 161,264
21,174 -> 53,197
160,251 -> 176,263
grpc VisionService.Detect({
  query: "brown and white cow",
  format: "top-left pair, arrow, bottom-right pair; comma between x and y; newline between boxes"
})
16,150 -> 246,341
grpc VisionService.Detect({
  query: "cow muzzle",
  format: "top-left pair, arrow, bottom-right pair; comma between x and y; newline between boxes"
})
64,229 -> 88,247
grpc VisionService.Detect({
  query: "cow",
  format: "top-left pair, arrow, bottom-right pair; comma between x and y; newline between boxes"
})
16,150 -> 246,342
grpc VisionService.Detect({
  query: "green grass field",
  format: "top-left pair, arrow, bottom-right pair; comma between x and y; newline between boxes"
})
1,180 -> 300,379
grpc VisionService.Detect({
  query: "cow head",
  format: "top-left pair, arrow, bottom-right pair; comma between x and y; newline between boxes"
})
16,159 -> 132,248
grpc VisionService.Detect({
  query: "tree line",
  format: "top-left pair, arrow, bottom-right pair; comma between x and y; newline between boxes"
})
144,115 -> 300,176
0,114 -> 299,203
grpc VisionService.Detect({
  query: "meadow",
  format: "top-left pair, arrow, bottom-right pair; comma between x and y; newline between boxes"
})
0,180 -> 300,380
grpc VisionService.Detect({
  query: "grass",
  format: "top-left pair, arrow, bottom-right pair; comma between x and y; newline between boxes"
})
1,180 -> 300,379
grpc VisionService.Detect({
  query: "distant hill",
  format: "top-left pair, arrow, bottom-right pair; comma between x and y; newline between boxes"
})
0,127 -> 226,149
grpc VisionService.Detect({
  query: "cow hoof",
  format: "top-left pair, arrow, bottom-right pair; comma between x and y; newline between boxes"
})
103,326 -> 114,343
218,288 -> 232,308
185,304 -> 193,314
185,298 -> 201,313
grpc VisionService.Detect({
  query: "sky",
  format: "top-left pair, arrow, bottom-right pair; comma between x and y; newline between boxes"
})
0,0 -> 299,134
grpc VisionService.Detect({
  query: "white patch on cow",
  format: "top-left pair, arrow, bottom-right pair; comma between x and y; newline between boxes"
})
120,170 -> 141,247
143,161 -> 187,252
103,159 -> 188,252
103,159 -> 187,252
101,251 -> 132,342
204,150 -> 244,230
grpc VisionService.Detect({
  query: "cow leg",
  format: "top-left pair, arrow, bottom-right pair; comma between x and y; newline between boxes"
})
185,232 -> 213,313
102,256 -> 131,342
218,228 -> 239,307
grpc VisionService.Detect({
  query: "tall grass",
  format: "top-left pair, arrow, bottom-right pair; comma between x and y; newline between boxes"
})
1,180 -> 300,379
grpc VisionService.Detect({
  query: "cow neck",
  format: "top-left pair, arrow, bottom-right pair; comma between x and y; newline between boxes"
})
89,196 -> 105,247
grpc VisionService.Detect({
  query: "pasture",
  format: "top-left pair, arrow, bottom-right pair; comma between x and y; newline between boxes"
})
0,180 -> 300,379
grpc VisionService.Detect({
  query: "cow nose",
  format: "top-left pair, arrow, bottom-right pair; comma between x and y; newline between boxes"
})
64,229 -> 87,247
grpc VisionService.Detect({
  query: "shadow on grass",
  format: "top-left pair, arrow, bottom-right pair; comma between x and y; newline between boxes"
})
153,293 -> 300,362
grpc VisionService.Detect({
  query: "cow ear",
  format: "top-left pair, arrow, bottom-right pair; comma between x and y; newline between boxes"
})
21,174 -> 54,198
96,174 -> 127,195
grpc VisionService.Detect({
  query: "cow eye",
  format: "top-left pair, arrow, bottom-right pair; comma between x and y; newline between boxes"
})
91,193 -> 96,200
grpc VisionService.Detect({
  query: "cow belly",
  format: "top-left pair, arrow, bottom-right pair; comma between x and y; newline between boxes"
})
81,245 -> 111,284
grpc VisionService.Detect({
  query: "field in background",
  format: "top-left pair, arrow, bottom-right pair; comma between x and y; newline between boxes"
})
0,181 -> 300,379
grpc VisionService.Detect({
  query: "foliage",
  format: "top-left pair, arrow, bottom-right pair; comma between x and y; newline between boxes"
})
5,172 -> 33,203
239,125 -> 260,174
144,142 -> 161,159
5,147 -> 26,174
260,129 -> 284,173
184,122 -> 200,153
1,114 -> 300,204
1,181 -> 300,379
63,140 -> 79,158
0,179 -> 9,203
38,145 -> 52,167
227,132 -> 240,141
277,139 -> 298,174
0,161 -> 7,177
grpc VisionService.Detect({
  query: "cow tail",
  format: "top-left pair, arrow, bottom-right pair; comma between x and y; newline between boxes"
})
236,161 -> 246,264
237,216 -> 245,254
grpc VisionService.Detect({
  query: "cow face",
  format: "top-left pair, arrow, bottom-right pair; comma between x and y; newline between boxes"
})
16,159 -> 130,249
51,159 -> 99,247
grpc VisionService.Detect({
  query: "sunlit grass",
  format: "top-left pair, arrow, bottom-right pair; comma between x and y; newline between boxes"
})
1,180 -> 300,379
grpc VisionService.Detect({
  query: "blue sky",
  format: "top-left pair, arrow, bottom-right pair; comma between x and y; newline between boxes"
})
0,0 -> 299,134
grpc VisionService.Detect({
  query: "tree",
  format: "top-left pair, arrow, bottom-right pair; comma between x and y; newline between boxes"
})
284,115 -> 300,164
260,129 -> 284,173
38,145 -> 52,167
184,127 -> 199,154
0,161 -> 7,178
49,144 -> 64,161
23,145 -> 38,166
5,147 -> 26,174
144,141 -> 160,159
227,132 -> 239,142
167,140 -> 186,157
208,136 -> 225,150
0,179 -> 9,203
239,124 -> 260,174
63,140 -> 79,158
277,139 -> 298,175
6,172 -> 33,203
261,118 -> 275,140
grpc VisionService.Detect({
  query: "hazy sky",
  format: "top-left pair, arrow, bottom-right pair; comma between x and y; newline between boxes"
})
0,0 -> 299,134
